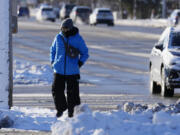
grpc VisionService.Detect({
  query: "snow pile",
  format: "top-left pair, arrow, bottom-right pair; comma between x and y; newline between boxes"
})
13,60 -> 53,85
0,107 -> 56,130
52,101 -> 180,135
1,102 -> 180,134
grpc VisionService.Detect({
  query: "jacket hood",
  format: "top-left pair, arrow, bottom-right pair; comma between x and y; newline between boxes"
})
69,26 -> 79,36
60,26 -> 79,37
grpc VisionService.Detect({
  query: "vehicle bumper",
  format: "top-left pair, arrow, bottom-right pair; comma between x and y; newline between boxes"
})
165,68 -> 180,88
96,19 -> 114,24
42,16 -> 55,21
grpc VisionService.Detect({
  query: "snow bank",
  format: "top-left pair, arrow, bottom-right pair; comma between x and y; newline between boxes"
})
51,101 -> 180,135
1,101 -> 180,134
13,60 -> 53,85
0,107 -> 56,130
13,60 -> 92,86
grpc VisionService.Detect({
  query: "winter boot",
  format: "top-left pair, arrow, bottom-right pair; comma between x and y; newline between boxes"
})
56,111 -> 63,118
68,109 -> 74,118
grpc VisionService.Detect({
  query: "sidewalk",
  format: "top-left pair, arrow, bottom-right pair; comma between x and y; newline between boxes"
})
0,129 -> 51,135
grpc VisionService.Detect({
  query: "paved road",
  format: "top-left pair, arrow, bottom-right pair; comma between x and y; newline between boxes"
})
0,129 -> 51,135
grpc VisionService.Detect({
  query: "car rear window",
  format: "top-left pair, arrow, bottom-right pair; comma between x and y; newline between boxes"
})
172,32 -> 180,46
65,5 -> 75,10
99,10 -> 111,14
42,8 -> 53,12
19,7 -> 29,12
178,12 -> 180,17
77,8 -> 91,13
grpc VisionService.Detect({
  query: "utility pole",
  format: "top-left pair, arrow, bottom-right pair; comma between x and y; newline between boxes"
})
0,0 -> 13,109
133,0 -> 137,19
162,0 -> 166,18
9,0 -> 15,108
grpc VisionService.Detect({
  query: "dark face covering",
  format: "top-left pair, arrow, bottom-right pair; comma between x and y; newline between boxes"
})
61,27 -> 71,37
61,27 -> 79,38
62,30 -> 71,37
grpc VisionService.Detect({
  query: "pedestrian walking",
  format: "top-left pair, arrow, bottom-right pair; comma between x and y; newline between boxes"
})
50,18 -> 89,118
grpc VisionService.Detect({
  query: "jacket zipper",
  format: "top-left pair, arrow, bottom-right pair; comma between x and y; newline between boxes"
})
64,38 -> 68,75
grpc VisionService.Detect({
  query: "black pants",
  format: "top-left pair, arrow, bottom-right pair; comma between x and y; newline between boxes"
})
52,73 -> 80,113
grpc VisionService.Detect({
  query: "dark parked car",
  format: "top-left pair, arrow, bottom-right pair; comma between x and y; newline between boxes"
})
149,27 -> 180,97
53,7 -> 60,18
60,4 -> 76,20
70,6 -> 92,24
18,6 -> 30,17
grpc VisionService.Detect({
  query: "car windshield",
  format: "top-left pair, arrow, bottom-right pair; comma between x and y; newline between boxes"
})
171,32 -> 180,46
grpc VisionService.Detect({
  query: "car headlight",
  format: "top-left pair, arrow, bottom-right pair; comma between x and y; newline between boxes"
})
169,69 -> 179,79
169,61 -> 176,65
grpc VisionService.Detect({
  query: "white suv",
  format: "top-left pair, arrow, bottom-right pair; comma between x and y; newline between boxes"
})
89,8 -> 114,26
36,5 -> 56,22
70,6 -> 92,24
149,27 -> 180,97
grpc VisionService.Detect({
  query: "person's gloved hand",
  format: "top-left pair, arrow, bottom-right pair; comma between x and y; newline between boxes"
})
51,62 -> 54,69
78,60 -> 83,68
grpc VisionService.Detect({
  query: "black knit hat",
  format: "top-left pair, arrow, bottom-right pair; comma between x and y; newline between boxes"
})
61,18 -> 73,29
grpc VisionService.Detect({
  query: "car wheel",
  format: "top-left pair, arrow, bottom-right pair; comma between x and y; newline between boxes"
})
150,68 -> 161,94
161,68 -> 174,97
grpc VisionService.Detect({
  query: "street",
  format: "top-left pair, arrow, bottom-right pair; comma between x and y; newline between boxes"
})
13,18 -> 180,111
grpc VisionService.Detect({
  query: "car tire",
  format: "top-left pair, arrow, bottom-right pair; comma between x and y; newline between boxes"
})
161,68 -> 174,97
51,19 -> 55,22
150,69 -> 161,94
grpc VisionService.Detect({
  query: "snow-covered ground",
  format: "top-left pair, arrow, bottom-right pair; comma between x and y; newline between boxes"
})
2,101 -> 180,134
13,60 -> 53,85
115,19 -> 168,28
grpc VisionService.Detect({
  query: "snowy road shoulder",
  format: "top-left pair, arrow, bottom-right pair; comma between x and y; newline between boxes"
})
13,60 -> 94,86
115,19 -> 168,28
1,101 -> 180,135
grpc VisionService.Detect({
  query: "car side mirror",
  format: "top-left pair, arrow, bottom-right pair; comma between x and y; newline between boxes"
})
155,43 -> 163,51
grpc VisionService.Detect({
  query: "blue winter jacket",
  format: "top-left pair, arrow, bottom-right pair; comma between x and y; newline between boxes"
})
50,29 -> 89,75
